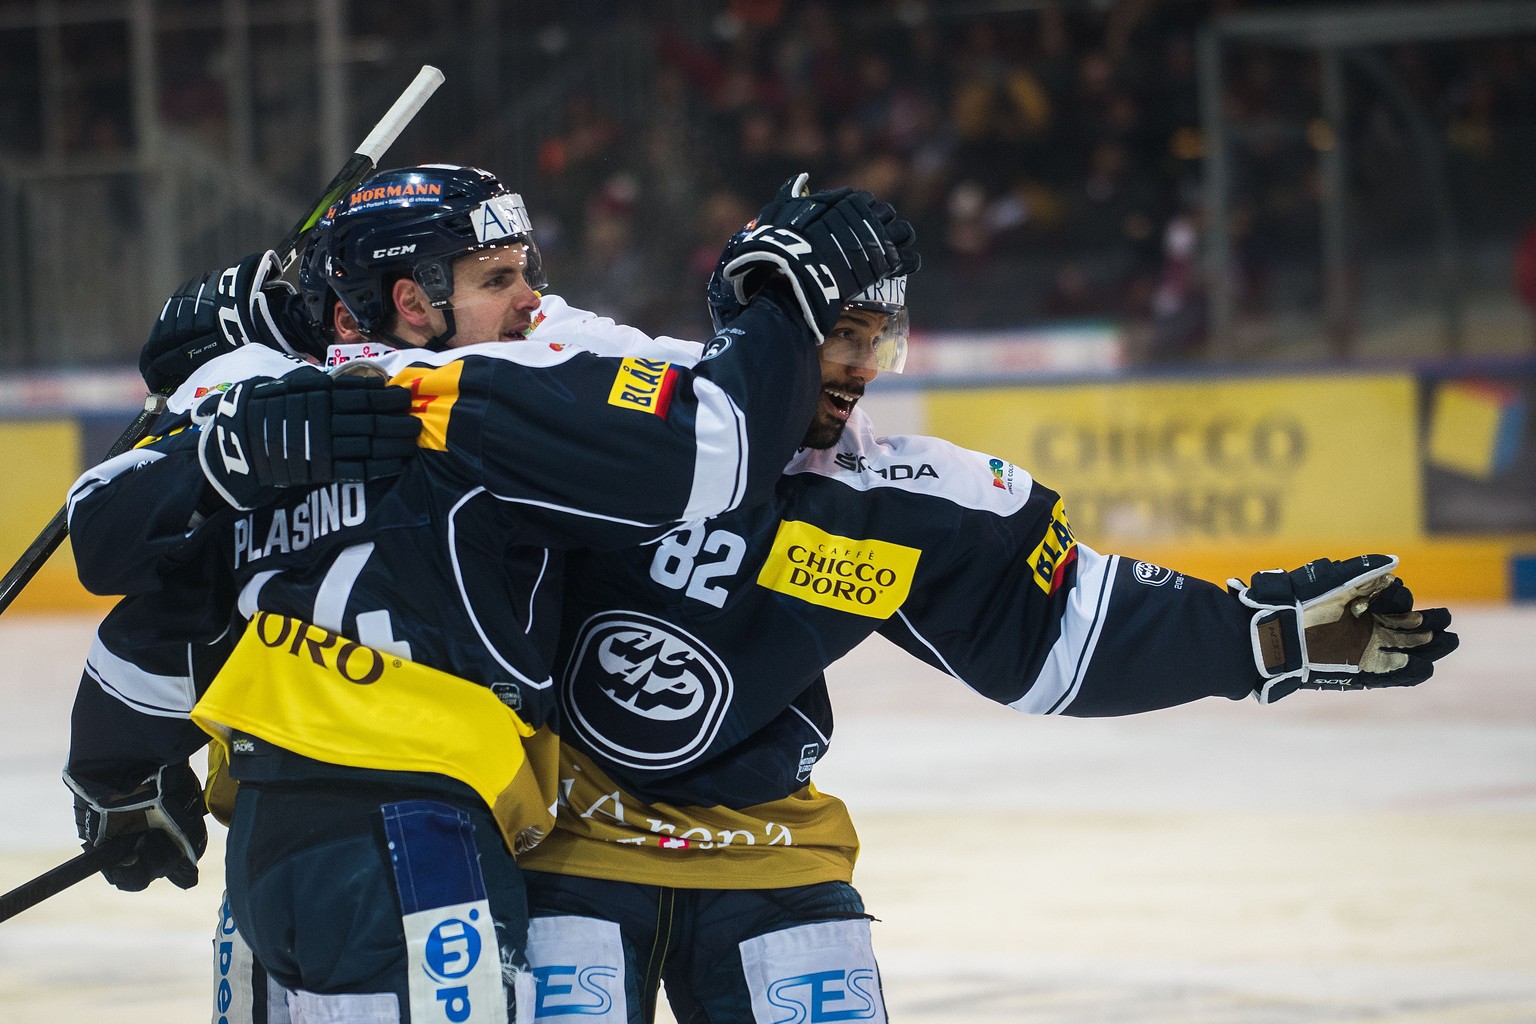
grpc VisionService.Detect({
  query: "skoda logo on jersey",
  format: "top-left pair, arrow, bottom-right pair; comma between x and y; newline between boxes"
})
797,743 -> 819,782
564,611 -> 733,770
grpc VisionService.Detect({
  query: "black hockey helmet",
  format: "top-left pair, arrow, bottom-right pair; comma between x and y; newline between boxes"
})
297,233 -> 334,338
302,164 -> 547,347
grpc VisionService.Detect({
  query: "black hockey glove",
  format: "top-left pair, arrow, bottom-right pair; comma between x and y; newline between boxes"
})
140,250 -> 322,393
64,762 -> 208,892
721,173 -> 920,339
194,366 -> 423,510
1229,554 -> 1459,704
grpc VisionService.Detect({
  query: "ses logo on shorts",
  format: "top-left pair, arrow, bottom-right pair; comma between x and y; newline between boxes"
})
756,521 -> 920,619
743,920 -> 883,1023
766,970 -> 881,1023
532,963 -> 620,1018
607,357 -> 678,417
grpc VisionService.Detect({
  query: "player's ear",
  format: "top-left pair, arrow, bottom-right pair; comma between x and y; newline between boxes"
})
392,277 -> 434,329
333,300 -> 366,343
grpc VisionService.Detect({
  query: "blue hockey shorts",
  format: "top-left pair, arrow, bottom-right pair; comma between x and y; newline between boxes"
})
523,870 -> 886,1023
225,783 -> 529,1022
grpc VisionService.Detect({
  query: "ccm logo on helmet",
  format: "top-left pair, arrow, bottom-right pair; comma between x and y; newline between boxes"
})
373,244 -> 418,258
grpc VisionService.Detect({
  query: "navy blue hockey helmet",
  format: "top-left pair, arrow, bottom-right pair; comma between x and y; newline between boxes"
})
297,233 -> 334,338
705,227 -> 752,334
303,164 -> 547,344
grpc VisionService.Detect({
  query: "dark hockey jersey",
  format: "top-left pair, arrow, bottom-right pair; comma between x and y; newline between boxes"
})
64,293 -> 819,843
63,295 -> 709,800
517,407 -> 1261,887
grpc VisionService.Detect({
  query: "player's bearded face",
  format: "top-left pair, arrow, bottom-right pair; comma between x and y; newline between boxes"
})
802,308 -> 887,449
437,246 -> 542,347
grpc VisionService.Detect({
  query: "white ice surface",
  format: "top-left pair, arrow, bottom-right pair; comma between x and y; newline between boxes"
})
1,606 -> 1532,1022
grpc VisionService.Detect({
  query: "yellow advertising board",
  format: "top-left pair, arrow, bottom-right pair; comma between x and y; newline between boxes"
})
1,371 -> 1529,609
1,419 -> 108,612
927,374 -> 1421,547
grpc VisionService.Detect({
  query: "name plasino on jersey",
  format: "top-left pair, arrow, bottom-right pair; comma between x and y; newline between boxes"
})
233,482 -> 368,568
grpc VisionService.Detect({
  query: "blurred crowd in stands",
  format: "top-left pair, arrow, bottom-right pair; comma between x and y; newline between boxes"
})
523,0 -> 1536,360
3,0 -> 1535,365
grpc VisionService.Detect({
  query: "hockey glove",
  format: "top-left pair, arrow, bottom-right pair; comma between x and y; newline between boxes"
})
140,250 -> 321,392
721,173 -> 920,340
65,762 -> 208,892
194,366 -> 422,510
1229,554 -> 1459,704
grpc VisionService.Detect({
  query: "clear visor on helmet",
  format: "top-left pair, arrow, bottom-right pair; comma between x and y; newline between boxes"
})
467,239 -> 547,292
447,191 -> 548,297
818,276 -> 909,373
421,239 -> 548,313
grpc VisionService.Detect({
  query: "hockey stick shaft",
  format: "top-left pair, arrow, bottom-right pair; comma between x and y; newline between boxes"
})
0,508 -> 67,617
0,834 -> 138,925
0,65 -> 444,618
272,64 -> 445,271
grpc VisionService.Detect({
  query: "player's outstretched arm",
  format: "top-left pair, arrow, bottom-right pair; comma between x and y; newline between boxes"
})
459,185 -> 920,540
870,463 -> 1456,717
1229,553 -> 1459,703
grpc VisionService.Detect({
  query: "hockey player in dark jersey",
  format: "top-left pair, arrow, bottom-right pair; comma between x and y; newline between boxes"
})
64,172 -> 1452,1023
62,170 -> 550,906
63,170 -> 557,1021
505,260 -> 1461,1023
63,166 -> 919,1023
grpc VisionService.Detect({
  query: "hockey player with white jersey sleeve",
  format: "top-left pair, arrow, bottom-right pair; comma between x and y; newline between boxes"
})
63,169 -> 1455,1024
504,246 -> 1461,1023
63,169 -> 783,1024
62,165 -> 918,1024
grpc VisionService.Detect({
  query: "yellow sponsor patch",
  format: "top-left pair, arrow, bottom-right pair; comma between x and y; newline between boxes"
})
190,612 -> 552,849
390,360 -> 463,451
756,521 -> 920,618
607,357 -> 677,417
1027,497 -> 1077,594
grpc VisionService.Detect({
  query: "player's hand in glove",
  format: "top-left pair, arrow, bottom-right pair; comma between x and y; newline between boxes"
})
64,763 -> 208,892
1229,554 -> 1459,703
140,249 -> 322,393
195,366 -> 422,510
721,173 -> 920,339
